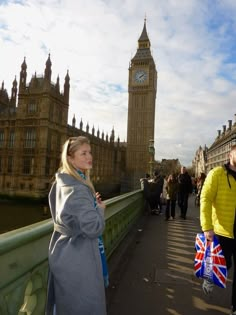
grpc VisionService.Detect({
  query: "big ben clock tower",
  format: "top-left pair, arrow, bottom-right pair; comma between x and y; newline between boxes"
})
126,19 -> 157,189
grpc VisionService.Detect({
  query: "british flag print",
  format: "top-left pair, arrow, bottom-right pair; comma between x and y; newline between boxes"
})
194,233 -> 227,288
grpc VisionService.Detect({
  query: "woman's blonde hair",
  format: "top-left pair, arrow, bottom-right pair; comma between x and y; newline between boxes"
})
58,136 -> 95,194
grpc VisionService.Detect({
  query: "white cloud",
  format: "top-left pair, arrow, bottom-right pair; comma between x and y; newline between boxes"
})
1,0 -> 236,166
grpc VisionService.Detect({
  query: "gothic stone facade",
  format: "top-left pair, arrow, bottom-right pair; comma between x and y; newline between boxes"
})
0,55 -> 125,199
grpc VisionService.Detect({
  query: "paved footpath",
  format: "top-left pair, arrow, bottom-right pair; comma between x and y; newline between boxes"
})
106,195 -> 233,315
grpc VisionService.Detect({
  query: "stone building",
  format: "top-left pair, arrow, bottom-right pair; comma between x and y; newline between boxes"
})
206,115 -> 236,173
0,55 -> 125,199
192,145 -> 208,177
126,19 -> 157,189
194,115 -> 236,175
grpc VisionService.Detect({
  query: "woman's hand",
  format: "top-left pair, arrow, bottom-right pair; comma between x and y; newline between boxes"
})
204,230 -> 214,242
96,192 -> 106,209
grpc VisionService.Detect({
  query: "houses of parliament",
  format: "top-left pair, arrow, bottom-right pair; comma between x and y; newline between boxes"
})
0,21 -> 157,200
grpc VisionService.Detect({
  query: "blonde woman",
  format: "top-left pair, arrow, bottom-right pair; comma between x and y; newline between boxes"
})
165,174 -> 178,220
45,136 -> 108,315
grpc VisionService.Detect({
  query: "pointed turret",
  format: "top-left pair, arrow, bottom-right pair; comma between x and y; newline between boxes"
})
0,81 -> 9,104
138,18 -> 150,44
10,76 -> 17,106
0,81 -> 4,99
72,114 -> 76,127
44,54 -> 52,81
110,126 -> 115,142
64,70 -> 70,104
19,57 -> 27,90
86,122 -> 89,133
55,75 -> 60,92
132,19 -> 152,61
80,118 -> 83,130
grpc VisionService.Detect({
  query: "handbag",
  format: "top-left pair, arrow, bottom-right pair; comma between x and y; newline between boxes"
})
194,233 -> 227,288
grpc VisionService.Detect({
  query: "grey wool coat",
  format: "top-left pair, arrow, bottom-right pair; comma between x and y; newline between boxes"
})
45,173 -> 107,315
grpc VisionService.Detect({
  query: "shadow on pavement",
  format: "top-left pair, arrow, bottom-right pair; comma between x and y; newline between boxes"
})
106,196 -> 232,315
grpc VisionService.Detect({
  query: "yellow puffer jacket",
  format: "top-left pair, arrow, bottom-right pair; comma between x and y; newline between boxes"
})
200,165 -> 236,238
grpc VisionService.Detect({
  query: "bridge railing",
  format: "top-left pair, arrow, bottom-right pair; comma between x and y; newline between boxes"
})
0,190 -> 144,315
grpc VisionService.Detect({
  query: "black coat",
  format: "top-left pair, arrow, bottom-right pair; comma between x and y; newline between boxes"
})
178,173 -> 192,194
149,176 -> 164,196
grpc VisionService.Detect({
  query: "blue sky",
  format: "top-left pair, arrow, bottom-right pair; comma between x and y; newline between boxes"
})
1,0 -> 236,166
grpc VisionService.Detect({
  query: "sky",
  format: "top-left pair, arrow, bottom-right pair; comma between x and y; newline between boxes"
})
1,0 -> 236,166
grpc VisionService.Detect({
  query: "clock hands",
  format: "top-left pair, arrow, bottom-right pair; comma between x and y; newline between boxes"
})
134,70 -> 147,83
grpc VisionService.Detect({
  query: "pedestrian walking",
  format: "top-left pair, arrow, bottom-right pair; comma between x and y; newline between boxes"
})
177,166 -> 192,219
165,174 -> 178,220
140,173 -> 152,214
200,145 -> 236,315
149,170 -> 164,215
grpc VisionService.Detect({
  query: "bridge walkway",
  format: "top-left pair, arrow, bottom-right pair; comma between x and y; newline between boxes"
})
106,195 -> 233,315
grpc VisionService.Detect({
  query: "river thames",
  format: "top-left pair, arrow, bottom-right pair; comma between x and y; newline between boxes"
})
0,200 -> 51,234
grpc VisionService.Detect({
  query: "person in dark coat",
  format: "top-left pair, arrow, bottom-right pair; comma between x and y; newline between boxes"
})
45,136 -> 108,315
149,170 -> 164,214
140,173 -> 151,214
177,166 -> 192,219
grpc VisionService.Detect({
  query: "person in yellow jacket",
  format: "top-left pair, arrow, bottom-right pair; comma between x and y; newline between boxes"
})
200,145 -> 236,315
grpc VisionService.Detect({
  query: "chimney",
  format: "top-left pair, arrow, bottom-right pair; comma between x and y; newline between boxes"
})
228,120 -> 232,130
217,130 -> 221,137
222,125 -> 226,133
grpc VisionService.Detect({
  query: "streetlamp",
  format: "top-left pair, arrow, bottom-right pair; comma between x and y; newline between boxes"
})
148,139 -> 155,176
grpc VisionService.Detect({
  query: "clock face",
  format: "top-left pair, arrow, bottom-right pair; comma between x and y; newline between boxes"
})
134,70 -> 147,83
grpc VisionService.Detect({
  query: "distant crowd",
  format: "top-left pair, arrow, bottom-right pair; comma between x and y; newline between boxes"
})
140,166 -> 206,220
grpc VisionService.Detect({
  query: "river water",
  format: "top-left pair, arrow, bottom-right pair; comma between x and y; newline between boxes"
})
0,200 -> 51,234
0,190 -> 120,234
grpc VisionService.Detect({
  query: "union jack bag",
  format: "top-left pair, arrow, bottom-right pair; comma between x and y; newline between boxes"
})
194,233 -> 227,288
